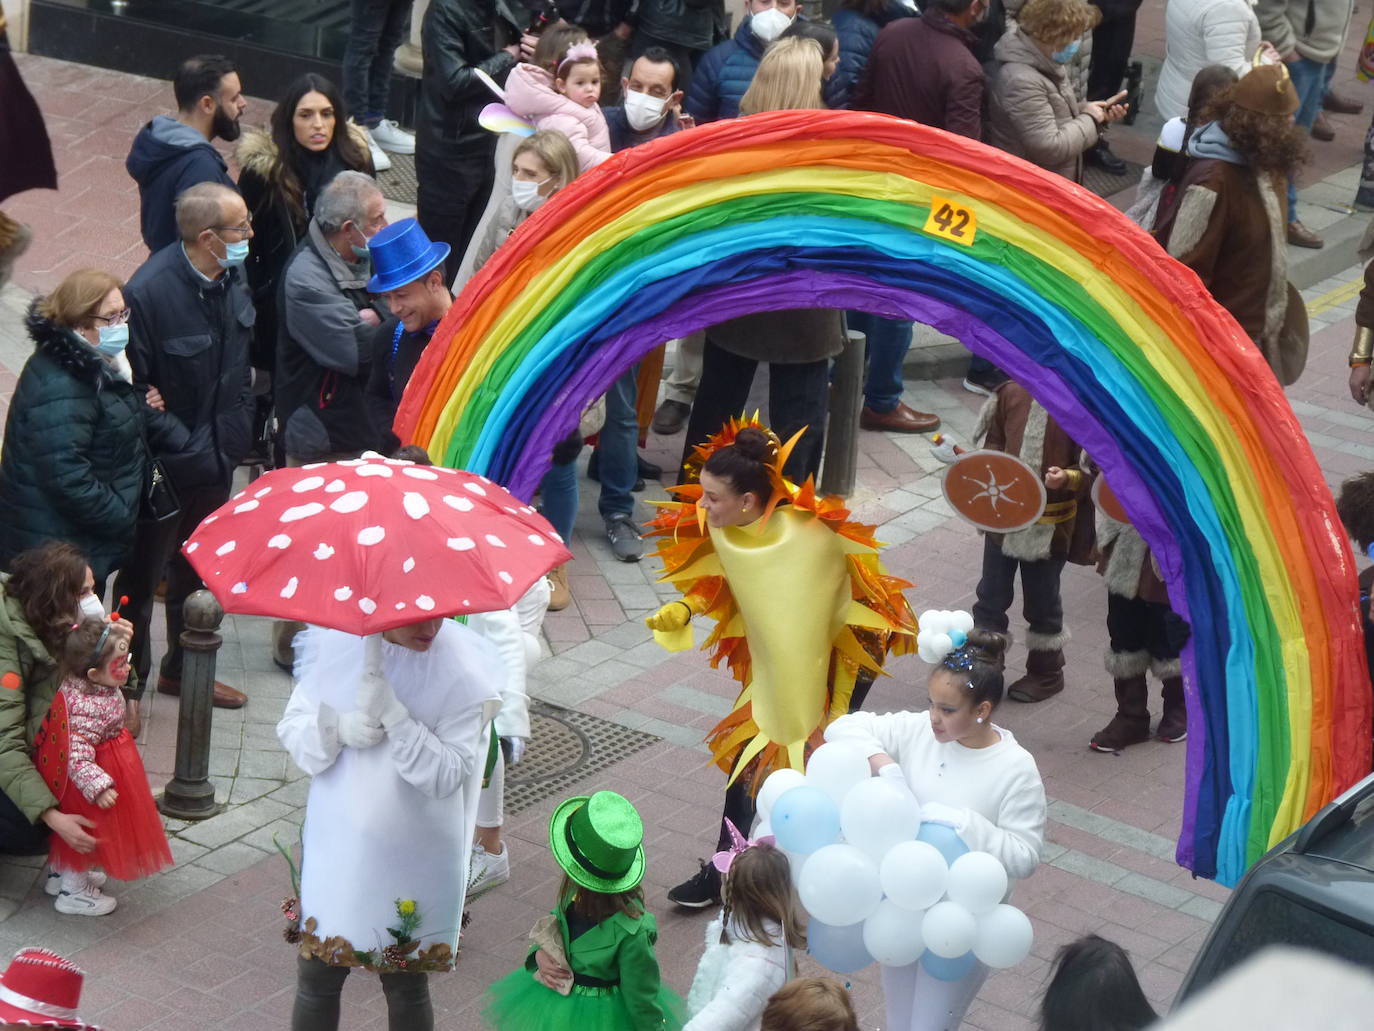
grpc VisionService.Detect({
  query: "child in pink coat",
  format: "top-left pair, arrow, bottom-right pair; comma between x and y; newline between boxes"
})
505,39 -> 612,172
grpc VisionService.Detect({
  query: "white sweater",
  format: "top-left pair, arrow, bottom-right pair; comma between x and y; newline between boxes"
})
1155,0 -> 1260,121
684,915 -> 790,1031
824,710 -> 1046,880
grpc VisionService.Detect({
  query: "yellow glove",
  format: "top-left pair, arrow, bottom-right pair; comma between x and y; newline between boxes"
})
646,601 -> 693,632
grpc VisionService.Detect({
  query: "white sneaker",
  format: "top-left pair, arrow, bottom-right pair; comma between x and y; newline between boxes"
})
46,868 -> 106,896
363,129 -> 392,172
467,841 -> 510,898
54,872 -> 116,916
369,118 -> 416,155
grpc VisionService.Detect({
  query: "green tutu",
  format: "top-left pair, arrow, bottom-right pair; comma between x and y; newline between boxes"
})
481,968 -> 685,1031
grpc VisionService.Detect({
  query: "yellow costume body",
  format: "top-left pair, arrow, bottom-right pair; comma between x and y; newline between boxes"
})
646,419 -> 916,788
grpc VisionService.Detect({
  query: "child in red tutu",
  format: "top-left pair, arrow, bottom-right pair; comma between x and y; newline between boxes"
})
44,617 -> 172,916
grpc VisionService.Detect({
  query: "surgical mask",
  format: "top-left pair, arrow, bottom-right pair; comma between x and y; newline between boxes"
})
1051,40 -> 1081,64
751,7 -> 792,43
512,177 -> 550,211
624,89 -> 668,131
215,233 -> 250,269
350,226 -> 372,261
77,594 -> 105,622
96,323 -> 129,357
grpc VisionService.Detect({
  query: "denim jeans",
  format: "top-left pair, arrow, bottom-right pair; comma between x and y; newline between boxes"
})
847,311 -> 912,413
597,367 -> 639,523
1286,57 -> 1336,218
342,0 -> 410,127
539,458 -> 580,544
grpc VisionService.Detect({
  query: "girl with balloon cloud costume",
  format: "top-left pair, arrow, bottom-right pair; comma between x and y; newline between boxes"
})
824,629 -> 1046,1031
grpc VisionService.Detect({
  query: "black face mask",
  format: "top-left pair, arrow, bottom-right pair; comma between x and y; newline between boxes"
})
211,104 -> 241,142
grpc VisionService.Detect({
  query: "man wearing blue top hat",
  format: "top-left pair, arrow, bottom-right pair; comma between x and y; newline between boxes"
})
364,218 -> 453,451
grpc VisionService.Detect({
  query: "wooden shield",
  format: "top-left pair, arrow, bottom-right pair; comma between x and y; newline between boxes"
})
941,450 -> 1047,533
1092,474 -> 1131,524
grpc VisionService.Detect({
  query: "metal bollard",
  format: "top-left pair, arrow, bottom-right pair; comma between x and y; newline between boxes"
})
821,328 -> 866,498
157,590 -> 226,821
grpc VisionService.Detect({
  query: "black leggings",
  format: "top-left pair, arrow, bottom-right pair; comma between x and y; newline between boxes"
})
291,956 -> 432,1031
0,788 -> 49,855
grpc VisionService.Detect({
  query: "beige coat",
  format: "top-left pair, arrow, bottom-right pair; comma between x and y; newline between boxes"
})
988,26 -> 1098,182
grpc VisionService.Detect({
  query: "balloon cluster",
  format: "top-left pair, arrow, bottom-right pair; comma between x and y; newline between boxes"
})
916,609 -> 975,664
757,742 -> 1033,979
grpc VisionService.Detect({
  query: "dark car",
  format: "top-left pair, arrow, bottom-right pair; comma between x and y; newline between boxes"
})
1176,770 -> 1374,1003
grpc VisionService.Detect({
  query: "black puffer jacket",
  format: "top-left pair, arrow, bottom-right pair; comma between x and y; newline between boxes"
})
125,243 -> 256,491
417,0 -> 523,154
0,305 -> 146,581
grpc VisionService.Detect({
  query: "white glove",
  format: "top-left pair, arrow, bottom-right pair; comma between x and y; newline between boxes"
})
502,736 -> 527,765
877,762 -> 922,808
337,709 -> 384,749
356,670 -> 409,730
920,801 -> 967,832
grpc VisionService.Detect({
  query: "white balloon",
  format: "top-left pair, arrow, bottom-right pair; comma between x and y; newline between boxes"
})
946,851 -> 1009,915
754,819 -> 773,841
973,904 -> 1033,968
918,645 -> 944,664
757,768 -> 806,817
784,848 -> 808,882
918,609 -> 942,628
862,899 -> 926,967
922,900 -> 977,958
928,632 -> 953,657
805,742 -> 871,805
840,779 -> 920,861
880,841 -> 949,911
949,610 -> 975,633
798,844 -> 883,926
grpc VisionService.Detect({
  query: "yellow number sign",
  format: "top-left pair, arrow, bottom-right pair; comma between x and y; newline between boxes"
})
922,196 -> 978,246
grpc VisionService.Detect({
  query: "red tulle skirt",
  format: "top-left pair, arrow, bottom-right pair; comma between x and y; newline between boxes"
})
48,729 -> 173,881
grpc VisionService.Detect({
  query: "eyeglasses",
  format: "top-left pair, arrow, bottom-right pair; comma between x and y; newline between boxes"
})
92,308 -> 132,326
212,213 -> 254,235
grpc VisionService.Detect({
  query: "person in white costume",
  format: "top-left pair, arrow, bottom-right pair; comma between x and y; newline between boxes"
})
824,629 -> 1046,1031
467,576 -> 551,896
278,615 -> 504,1031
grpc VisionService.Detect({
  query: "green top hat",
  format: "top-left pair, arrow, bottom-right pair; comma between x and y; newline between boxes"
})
549,791 -> 646,894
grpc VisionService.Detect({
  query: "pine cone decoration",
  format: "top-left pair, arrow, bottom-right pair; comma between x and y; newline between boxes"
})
281,897 -> 299,916
382,944 -> 407,967
283,927 -> 303,945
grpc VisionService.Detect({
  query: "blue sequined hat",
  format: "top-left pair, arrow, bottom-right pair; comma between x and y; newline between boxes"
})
366,218 -> 450,293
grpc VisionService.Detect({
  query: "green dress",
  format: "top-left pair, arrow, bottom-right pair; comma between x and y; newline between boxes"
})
482,902 -> 685,1031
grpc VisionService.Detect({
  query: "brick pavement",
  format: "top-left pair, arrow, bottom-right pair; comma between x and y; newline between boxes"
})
2,31 -> 1374,1030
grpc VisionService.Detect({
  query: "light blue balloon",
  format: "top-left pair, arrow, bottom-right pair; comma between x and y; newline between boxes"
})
808,919 -> 874,974
771,785 -> 841,854
916,821 -> 970,864
921,949 -> 977,981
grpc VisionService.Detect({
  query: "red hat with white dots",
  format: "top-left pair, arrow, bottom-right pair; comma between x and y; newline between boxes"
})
0,948 -> 102,1029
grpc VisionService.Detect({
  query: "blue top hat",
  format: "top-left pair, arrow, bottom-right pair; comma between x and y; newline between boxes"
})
366,218 -> 451,293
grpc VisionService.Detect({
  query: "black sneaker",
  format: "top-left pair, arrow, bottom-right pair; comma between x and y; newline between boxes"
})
668,861 -> 721,909
606,515 -> 644,562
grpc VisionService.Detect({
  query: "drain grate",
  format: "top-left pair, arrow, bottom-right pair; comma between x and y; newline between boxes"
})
377,152 -> 418,207
1080,158 -> 1144,202
503,701 -> 660,815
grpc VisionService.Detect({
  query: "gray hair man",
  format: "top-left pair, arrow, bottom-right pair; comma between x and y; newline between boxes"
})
271,170 -> 389,668
113,180 -> 257,709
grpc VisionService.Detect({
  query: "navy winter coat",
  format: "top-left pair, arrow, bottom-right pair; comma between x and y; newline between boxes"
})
0,306 -> 147,581
684,17 -> 768,122
124,245 -> 256,491
832,3 -> 918,110
126,115 -> 237,252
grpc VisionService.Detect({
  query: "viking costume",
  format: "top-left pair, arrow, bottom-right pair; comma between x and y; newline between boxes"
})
970,382 -> 1094,701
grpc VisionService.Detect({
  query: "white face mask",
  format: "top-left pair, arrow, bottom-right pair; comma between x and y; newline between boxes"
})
624,89 -> 668,131
78,593 -> 105,622
511,177 -> 551,212
752,7 -> 793,43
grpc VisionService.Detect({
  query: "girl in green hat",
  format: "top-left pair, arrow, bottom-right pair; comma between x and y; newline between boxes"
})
482,790 -> 685,1030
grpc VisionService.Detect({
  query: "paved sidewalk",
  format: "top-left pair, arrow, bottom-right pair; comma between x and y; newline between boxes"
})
2,37 -> 1373,1030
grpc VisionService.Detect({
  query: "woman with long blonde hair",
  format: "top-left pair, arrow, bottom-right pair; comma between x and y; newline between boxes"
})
741,36 -> 826,115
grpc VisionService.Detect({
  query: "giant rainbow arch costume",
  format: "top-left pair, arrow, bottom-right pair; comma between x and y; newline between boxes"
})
396,110 -> 1372,885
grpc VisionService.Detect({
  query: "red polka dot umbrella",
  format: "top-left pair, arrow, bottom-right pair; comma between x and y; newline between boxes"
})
181,456 -> 570,635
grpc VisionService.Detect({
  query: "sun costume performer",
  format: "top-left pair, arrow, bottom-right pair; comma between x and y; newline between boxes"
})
645,417 -> 916,906
277,619 -> 503,1028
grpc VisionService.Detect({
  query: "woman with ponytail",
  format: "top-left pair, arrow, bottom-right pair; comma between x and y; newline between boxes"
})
824,629 -> 1046,1031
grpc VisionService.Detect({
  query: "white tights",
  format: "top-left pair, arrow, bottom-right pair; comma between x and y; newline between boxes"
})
476,747 -> 504,829
881,959 -> 988,1031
